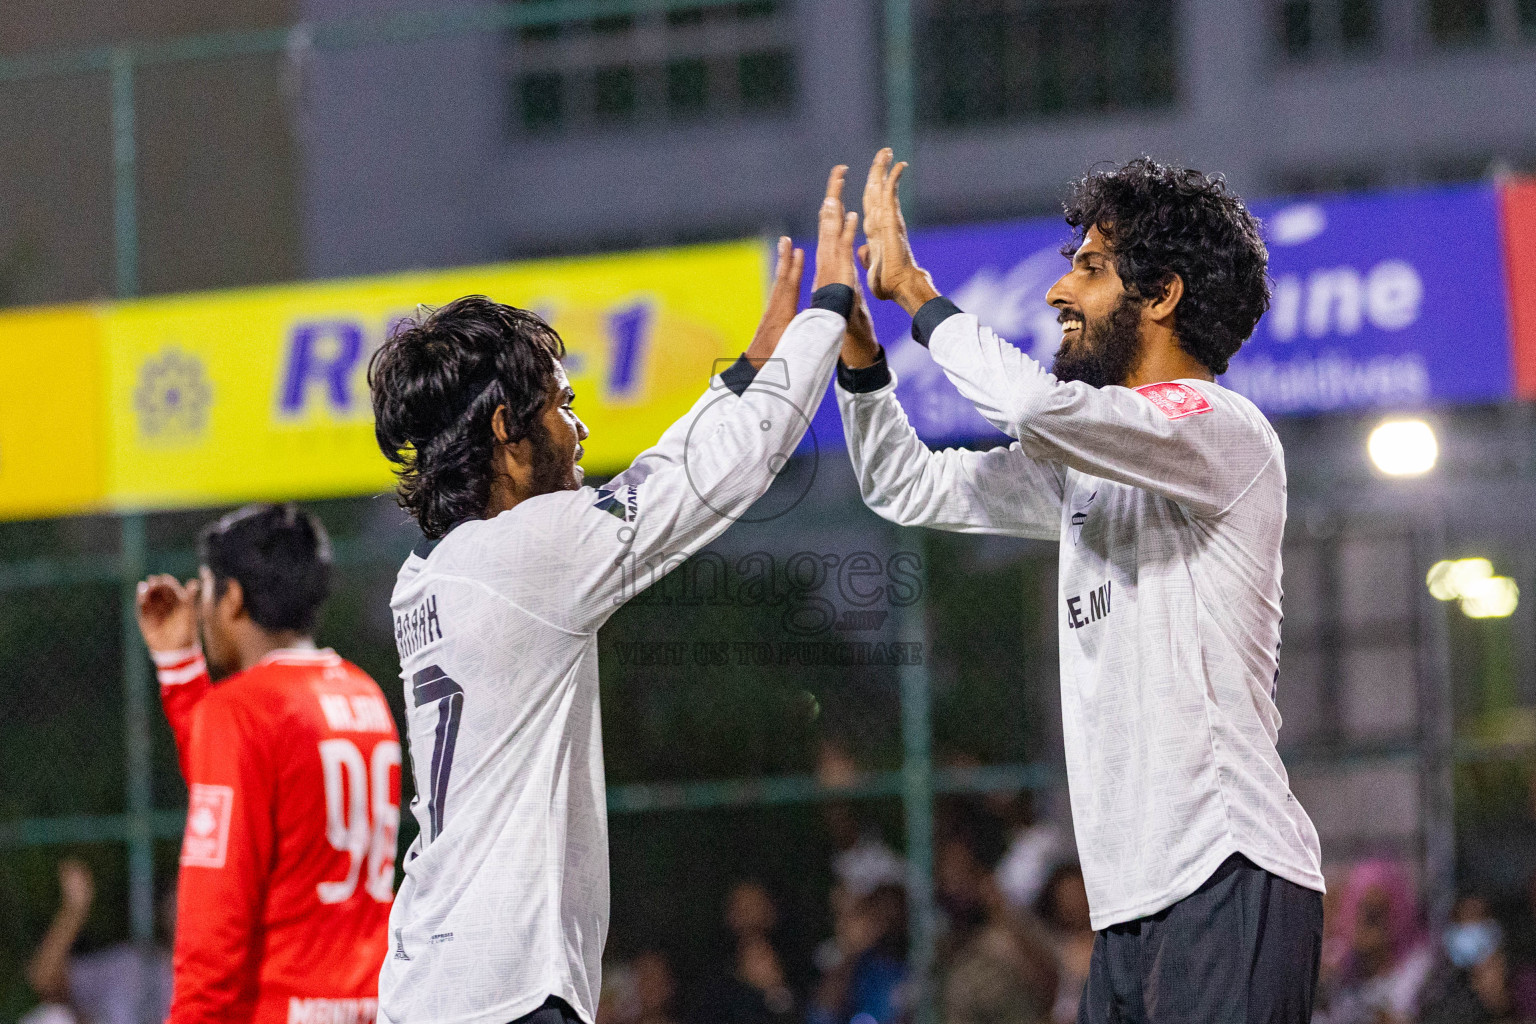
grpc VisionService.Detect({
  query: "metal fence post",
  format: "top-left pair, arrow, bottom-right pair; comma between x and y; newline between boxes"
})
120,514 -> 155,950
111,46 -> 139,300
112,43 -> 157,1009
883,4 -> 932,1016
898,535 -> 937,1024
883,0 -> 916,164
1419,503 -> 1456,936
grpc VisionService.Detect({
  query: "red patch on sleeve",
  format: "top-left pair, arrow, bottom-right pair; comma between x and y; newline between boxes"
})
182,784 -> 233,868
1134,382 -> 1213,420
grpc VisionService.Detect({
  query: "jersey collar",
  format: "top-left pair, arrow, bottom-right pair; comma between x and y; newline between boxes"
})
256,647 -> 340,667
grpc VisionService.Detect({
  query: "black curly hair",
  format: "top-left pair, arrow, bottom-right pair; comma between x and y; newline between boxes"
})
199,502 -> 331,632
1062,157 -> 1269,376
368,296 -> 566,539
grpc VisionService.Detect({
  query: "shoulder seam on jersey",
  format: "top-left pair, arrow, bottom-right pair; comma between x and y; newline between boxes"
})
1210,440 -> 1278,519
421,572 -> 593,637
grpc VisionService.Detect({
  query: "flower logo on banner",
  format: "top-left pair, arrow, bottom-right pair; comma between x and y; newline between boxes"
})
135,346 -> 213,440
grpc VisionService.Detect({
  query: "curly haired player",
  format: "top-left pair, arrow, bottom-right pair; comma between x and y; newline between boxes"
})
838,152 -> 1325,1023
366,170 -> 864,1024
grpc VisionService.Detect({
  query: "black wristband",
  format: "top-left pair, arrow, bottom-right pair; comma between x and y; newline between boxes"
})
837,347 -> 893,394
910,296 -> 964,348
811,283 -> 855,319
719,354 -> 758,397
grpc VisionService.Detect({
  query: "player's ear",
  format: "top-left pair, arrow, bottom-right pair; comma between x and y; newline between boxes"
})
220,577 -> 248,623
491,405 -> 536,472
491,405 -> 513,445
1145,273 -> 1184,324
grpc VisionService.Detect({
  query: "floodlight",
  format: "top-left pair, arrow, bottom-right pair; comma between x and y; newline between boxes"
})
1460,576 -> 1520,619
1426,558 -> 1493,601
1368,419 -> 1438,476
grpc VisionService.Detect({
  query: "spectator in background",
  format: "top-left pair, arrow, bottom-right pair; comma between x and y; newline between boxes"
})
819,740 -> 906,899
934,836 -> 1055,1024
25,859 -> 173,1024
994,792 -> 1067,915
1512,868 -> 1536,1020
598,951 -> 682,1024
705,880 -> 798,1024
594,960 -> 633,1024
809,883 -> 909,1024
630,951 -> 683,1024
1420,895 -> 1516,1024
1314,859 -> 1436,1024
1034,864 -> 1093,1024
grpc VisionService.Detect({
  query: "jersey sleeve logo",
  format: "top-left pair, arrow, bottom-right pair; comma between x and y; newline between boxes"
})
592,485 -> 640,523
181,783 -> 234,868
1135,382 -> 1213,420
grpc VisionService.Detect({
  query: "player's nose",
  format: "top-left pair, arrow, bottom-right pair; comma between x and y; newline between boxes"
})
1046,274 -> 1072,310
575,416 -> 590,442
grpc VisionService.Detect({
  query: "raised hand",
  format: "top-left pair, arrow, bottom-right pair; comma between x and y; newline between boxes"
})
58,859 -> 94,915
860,148 -> 938,314
840,281 -> 880,370
745,235 -> 805,368
135,573 -> 200,654
813,164 -> 860,292
813,165 -> 881,370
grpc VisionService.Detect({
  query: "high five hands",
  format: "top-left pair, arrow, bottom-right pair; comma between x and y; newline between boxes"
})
859,149 -> 938,315
816,166 -> 881,370
748,153 -> 934,369
746,164 -> 871,367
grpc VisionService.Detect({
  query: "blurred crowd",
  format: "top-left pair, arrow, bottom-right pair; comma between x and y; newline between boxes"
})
591,744 -> 1091,1024
23,748 -> 1536,1024
592,748 -> 1536,1024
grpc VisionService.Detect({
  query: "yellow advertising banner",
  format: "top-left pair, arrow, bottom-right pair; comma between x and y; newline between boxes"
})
0,306 -> 106,519
102,241 -> 768,511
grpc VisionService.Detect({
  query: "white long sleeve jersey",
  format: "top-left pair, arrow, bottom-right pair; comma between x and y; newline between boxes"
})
377,305 -> 845,1024
837,304 -> 1324,930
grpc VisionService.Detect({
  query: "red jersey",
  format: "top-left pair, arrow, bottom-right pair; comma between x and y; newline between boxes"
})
155,646 -> 400,1024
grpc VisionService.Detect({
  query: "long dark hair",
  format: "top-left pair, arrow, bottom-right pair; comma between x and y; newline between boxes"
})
368,296 -> 566,539
1062,157 -> 1270,376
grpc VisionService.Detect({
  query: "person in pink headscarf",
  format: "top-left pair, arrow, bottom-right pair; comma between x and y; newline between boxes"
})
1313,859 -> 1437,1024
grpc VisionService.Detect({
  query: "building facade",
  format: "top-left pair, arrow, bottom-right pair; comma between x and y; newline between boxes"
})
296,0 -> 1536,281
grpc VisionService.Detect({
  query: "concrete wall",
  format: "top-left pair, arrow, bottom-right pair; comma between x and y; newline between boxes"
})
0,0 -> 303,304
295,0 -> 1536,281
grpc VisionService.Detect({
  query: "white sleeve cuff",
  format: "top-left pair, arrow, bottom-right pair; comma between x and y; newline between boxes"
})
150,644 -> 202,668
152,645 -> 207,685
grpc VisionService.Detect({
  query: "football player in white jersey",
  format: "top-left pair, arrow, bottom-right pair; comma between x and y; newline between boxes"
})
836,151 -> 1326,1023
365,169 -> 866,1024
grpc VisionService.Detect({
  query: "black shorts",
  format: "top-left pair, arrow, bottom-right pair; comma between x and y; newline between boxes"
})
508,996 -> 583,1024
1078,853 -> 1324,1024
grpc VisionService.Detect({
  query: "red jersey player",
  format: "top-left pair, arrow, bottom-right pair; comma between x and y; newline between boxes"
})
135,503 -> 400,1024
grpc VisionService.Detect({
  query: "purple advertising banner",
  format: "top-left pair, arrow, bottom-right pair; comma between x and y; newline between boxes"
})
1232,185 -> 1509,414
799,181 -> 1511,452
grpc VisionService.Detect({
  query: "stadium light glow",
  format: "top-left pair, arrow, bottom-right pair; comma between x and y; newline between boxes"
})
1426,558 -> 1519,618
1460,576 -> 1520,619
1367,418 -> 1438,476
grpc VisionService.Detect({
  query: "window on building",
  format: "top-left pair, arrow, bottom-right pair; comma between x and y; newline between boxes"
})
508,0 -> 796,134
1272,165 -> 1386,196
918,0 -> 1178,128
1276,0 -> 1379,61
1427,0 -> 1492,44
1421,153 -> 1499,183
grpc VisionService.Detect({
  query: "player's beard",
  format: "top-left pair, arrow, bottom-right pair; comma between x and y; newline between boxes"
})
1050,293 -> 1145,389
526,418 -> 578,496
